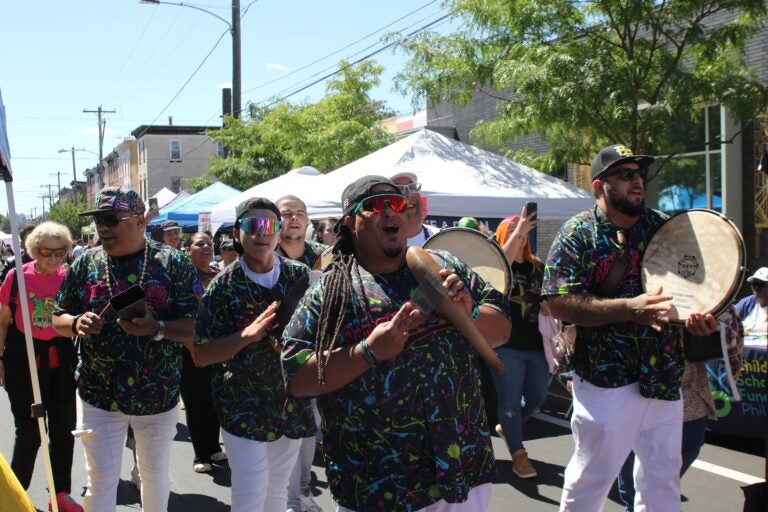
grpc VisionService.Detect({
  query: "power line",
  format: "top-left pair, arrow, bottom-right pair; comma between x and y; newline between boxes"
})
259,14 -> 451,108
242,0 -> 442,95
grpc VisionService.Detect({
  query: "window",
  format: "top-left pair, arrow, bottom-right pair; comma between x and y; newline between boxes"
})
139,140 -> 145,164
217,142 -> 226,158
170,140 -> 181,162
647,105 -> 722,214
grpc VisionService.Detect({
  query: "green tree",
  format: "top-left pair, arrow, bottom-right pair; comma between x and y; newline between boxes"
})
47,200 -> 92,241
393,0 -> 768,172
208,60 -> 394,189
181,176 -> 213,194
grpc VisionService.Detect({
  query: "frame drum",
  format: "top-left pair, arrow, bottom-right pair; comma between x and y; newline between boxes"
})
641,209 -> 746,323
422,227 -> 511,296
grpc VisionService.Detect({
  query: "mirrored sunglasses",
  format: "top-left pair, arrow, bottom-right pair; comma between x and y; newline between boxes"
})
238,217 -> 281,235
94,214 -> 138,227
37,247 -> 67,258
606,168 -> 647,182
396,182 -> 422,194
354,194 -> 408,215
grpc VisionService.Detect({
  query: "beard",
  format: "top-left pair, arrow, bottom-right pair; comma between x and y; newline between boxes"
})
605,186 -> 645,217
382,245 -> 404,258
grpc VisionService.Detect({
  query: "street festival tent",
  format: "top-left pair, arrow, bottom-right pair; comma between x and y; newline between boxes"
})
0,88 -> 53,510
148,181 -> 240,229
207,131 -> 592,234
150,186 -> 182,209
207,166 -> 326,235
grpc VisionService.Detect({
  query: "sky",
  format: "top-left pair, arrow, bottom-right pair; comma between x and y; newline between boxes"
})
0,0 -> 454,219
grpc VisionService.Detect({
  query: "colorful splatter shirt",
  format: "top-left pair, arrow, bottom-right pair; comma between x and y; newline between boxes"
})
54,240 -> 200,415
542,206 -> 684,400
195,255 -> 314,441
275,240 -> 326,269
282,251 -> 510,512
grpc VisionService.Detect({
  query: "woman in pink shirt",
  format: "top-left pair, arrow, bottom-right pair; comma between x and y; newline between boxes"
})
0,221 -> 82,512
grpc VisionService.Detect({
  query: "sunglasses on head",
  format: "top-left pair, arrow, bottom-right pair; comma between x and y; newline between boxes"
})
353,193 -> 408,215
605,168 -> 647,182
93,214 -> 139,227
396,182 -> 422,195
37,247 -> 67,258
237,217 -> 281,235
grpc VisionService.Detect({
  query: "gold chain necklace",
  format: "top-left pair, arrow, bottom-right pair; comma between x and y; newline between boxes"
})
103,238 -> 150,295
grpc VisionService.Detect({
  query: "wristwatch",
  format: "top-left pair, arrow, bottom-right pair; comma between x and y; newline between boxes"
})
152,320 -> 166,341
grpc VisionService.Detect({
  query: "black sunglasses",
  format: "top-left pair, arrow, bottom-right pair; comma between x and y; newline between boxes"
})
94,214 -> 139,227
605,168 -> 647,182
751,281 -> 767,290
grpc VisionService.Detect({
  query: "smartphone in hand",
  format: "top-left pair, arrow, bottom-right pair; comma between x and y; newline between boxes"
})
524,201 -> 538,254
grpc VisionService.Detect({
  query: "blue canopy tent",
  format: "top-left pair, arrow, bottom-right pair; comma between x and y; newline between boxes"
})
657,184 -> 722,214
148,181 -> 240,230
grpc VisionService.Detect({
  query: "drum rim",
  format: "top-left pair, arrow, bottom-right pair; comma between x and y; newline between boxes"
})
641,208 -> 747,322
423,227 -> 512,295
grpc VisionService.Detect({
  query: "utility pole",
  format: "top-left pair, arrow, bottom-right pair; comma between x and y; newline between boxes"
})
83,106 -> 115,164
50,170 -> 63,200
83,106 -> 116,188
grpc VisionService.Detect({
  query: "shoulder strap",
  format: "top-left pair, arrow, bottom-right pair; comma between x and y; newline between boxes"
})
9,268 -> 19,319
586,208 -> 630,297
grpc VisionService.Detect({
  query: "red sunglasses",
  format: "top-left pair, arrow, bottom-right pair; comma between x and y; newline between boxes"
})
354,194 -> 408,214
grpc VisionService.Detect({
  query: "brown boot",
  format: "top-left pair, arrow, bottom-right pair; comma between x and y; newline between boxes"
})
511,448 -> 537,478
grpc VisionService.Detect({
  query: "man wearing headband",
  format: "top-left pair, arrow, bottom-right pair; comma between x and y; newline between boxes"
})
387,171 -> 440,247
52,186 -> 200,512
541,145 -> 718,511
194,197 -> 314,512
282,175 -> 511,511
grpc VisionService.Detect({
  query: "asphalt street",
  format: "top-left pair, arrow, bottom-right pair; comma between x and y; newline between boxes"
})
1,382 -> 765,512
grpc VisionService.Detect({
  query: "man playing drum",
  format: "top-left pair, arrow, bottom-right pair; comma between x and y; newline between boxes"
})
281,175 -> 511,511
542,144 -> 718,512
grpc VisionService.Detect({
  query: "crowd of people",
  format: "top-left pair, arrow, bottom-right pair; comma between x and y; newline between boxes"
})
0,145 -> 759,512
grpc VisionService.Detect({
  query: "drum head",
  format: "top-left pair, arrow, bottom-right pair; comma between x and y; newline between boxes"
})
423,227 -> 511,295
642,209 -> 745,322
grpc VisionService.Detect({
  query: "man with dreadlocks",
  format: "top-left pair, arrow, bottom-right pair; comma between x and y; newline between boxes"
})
194,197 -> 315,512
282,176 -> 511,512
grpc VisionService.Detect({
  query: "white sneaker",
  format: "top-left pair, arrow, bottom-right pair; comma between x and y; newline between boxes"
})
193,462 -> 213,473
300,493 -> 323,512
210,451 -> 227,462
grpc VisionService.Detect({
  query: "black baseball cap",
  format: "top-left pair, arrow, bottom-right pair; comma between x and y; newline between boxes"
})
234,197 -> 280,222
219,239 -> 234,250
590,144 -> 655,181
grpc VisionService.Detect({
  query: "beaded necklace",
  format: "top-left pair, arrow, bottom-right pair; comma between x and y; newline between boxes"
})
103,238 -> 151,296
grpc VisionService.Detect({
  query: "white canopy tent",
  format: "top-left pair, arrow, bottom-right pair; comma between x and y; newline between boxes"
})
150,187 -> 181,209
304,129 -> 593,220
1,88 -> 59,510
207,166 -> 330,235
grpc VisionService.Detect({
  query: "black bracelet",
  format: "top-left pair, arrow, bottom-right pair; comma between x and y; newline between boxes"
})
358,340 -> 379,367
71,314 -> 83,336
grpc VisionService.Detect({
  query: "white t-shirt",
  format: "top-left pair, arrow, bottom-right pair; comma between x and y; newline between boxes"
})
239,254 -> 281,289
406,223 -> 441,247
741,302 -> 768,337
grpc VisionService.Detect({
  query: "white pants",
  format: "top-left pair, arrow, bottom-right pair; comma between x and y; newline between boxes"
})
78,401 -> 178,512
336,482 -> 493,512
222,429 -> 301,512
560,379 -> 683,512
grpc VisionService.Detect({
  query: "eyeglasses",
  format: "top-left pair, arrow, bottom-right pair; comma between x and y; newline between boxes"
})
93,214 -> 139,227
37,247 -> 67,258
396,182 -> 422,195
237,217 -> 281,235
605,168 -> 647,182
353,193 -> 408,215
